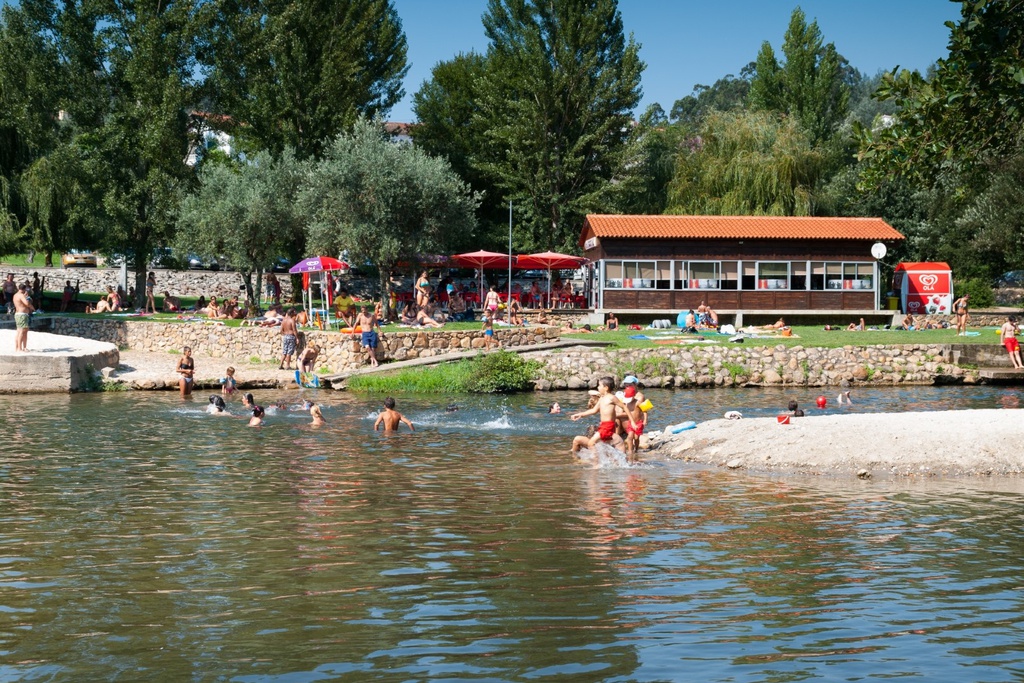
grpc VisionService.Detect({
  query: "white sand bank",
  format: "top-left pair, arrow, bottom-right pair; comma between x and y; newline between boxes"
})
647,409 -> 1024,478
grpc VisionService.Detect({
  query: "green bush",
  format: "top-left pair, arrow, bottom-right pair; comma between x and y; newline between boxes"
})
465,351 -> 540,393
955,278 -> 995,307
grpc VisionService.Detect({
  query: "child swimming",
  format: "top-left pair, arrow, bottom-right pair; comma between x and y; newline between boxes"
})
249,405 -> 265,427
206,395 -> 230,415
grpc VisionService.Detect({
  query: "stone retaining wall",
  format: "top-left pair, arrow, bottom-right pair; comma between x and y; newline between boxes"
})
4,267 -> 295,301
49,318 -> 560,372
525,343 -> 973,390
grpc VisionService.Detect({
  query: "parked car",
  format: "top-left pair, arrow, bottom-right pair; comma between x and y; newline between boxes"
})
62,250 -> 98,268
186,254 -> 221,271
994,270 -> 1024,287
270,258 -> 291,273
149,248 -> 182,270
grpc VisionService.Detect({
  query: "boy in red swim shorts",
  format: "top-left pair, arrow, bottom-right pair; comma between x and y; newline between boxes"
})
570,376 -> 637,456
1001,315 -> 1024,370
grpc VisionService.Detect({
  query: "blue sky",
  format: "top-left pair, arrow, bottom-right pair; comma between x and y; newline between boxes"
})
390,0 -> 961,122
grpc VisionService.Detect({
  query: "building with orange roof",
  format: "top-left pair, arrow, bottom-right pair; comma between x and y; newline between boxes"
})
578,215 -> 904,321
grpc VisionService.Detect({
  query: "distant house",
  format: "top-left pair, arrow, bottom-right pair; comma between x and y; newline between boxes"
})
579,214 -> 904,318
186,112 -> 233,166
384,122 -> 413,144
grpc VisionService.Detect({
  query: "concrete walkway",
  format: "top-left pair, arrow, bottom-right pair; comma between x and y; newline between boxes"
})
322,338 -> 612,389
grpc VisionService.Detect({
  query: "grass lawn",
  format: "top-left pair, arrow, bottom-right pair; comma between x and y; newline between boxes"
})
560,325 -> 1003,350
42,301 -> 1005,349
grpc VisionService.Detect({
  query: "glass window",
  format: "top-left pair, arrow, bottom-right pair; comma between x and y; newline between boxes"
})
757,262 -> 790,290
603,261 -> 658,288
688,261 -> 721,289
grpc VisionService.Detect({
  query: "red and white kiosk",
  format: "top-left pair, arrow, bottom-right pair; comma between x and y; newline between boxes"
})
893,262 -> 953,315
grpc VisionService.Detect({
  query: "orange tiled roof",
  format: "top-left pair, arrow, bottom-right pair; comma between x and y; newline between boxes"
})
582,215 -> 904,243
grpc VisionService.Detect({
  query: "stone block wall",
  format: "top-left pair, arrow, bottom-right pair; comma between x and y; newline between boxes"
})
526,343 -> 970,390
5,267 -> 295,301
49,318 -> 560,373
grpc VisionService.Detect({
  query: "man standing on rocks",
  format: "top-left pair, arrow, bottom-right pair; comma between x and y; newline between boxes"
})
13,283 -> 34,352
279,308 -> 297,370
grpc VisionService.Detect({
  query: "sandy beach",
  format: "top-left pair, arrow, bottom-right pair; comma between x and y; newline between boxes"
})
646,409 -> 1024,478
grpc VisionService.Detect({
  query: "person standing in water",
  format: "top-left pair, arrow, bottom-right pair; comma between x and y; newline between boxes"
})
374,397 -> 414,432
176,346 -> 195,397
309,403 -> 326,426
570,377 -> 637,456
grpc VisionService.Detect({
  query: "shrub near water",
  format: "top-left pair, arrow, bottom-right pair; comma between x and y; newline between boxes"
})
347,351 -> 539,394
465,351 -> 540,393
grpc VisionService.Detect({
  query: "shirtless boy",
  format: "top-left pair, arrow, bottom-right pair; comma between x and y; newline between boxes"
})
279,308 -> 297,370
570,377 -> 637,455
356,304 -> 380,367
12,283 -> 34,352
374,397 -> 414,432
1000,315 -> 1023,369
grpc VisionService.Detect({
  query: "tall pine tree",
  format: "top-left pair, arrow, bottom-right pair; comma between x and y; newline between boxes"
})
472,0 -> 643,253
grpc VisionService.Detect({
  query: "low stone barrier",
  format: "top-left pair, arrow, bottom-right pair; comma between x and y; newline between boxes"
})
526,343 -> 974,390
49,318 -> 560,373
4,266 -> 295,301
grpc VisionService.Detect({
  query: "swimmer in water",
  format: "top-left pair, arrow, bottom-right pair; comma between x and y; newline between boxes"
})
242,392 -> 255,410
310,403 -> 325,426
445,403 -> 459,413
374,397 -> 414,432
207,395 -> 229,415
249,405 -> 265,427
549,402 -> 561,414
837,391 -> 852,405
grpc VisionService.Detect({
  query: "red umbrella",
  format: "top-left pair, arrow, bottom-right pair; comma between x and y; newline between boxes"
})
515,251 -> 587,307
452,251 -> 517,304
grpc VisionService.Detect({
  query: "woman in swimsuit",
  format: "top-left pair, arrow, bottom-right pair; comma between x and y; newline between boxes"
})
177,346 -> 195,397
953,294 -> 969,336
483,286 -> 501,314
415,271 -> 431,308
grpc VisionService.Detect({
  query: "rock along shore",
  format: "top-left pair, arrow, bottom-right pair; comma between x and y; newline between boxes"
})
645,409 -> 1024,478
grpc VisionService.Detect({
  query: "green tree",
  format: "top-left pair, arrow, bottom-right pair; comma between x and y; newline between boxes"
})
613,104 -> 686,215
666,110 -> 827,216
472,0 -> 643,252
749,6 -> 849,145
412,51 -> 504,251
300,118 -> 478,316
177,150 -> 307,307
670,65 -> 754,128
858,0 -> 1024,189
201,0 -> 408,160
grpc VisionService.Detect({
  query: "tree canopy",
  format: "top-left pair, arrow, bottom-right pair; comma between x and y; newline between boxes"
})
300,118 -> 478,313
201,0 -> 409,160
749,7 -> 849,145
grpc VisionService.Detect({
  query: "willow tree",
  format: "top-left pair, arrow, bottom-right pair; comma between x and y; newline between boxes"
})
666,110 -> 827,216
301,118 -> 478,317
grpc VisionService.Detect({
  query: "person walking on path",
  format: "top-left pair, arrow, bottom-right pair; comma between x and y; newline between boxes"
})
279,309 -> 297,370
1000,315 -> 1024,369
12,283 -> 34,352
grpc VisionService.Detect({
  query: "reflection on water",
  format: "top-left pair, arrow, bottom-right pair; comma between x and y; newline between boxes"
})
0,386 -> 1022,681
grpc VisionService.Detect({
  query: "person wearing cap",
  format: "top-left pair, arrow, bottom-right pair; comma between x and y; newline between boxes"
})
12,282 -> 34,352
618,376 -> 648,461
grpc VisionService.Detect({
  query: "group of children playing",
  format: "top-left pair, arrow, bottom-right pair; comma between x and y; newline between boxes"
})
568,375 -> 650,463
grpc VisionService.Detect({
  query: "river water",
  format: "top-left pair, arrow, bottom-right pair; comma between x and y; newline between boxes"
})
2,386 -> 1023,682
